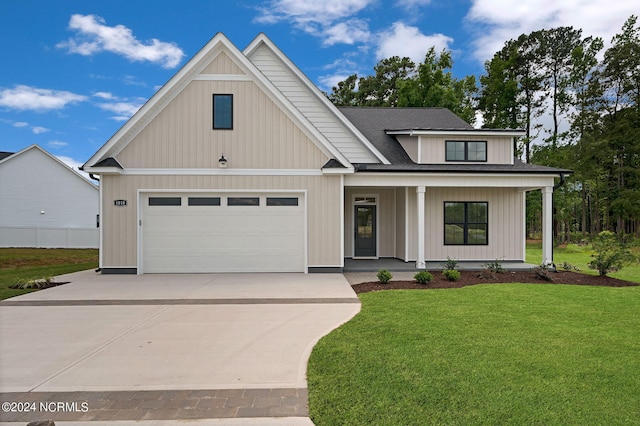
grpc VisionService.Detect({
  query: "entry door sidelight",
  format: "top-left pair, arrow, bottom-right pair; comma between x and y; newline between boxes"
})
354,205 -> 376,257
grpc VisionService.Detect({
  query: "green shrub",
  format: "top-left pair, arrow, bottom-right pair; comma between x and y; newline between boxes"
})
442,269 -> 461,281
588,231 -> 636,276
558,261 -> 580,272
414,271 -> 433,284
484,260 -> 505,273
376,269 -> 392,284
442,257 -> 458,271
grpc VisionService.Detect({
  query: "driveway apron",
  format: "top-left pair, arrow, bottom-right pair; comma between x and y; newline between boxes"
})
0,271 -> 360,424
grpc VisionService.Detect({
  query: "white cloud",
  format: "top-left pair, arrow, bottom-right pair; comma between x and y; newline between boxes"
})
323,19 -> 371,46
255,0 -> 374,45
97,100 -> 144,121
57,14 -> 185,69
93,91 -> 115,100
13,121 -> 28,127
48,140 -> 68,148
376,22 -> 453,63
32,126 -> 49,134
0,85 -> 87,111
256,0 -> 373,26
466,0 -> 638,63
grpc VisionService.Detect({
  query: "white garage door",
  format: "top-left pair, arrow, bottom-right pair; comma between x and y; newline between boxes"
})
142,193 -> 305,273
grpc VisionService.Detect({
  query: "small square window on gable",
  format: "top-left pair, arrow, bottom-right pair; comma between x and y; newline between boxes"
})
212,94 -> 233,130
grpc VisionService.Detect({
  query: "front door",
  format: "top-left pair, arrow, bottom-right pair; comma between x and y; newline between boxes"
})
354,205 -> 376,257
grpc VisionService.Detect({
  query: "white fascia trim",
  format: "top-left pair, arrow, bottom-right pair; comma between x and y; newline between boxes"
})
83,167 -> 123,175
123,168 -> 323,176
85,33 -> 236,167
193,74 -> 252,81
243,34 -> 390,165
322,168 -> 354,175
387,130 -> 526,137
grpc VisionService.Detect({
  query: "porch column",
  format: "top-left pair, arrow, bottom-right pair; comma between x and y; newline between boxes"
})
542,186 -> 553,266
416,186 -> 426,269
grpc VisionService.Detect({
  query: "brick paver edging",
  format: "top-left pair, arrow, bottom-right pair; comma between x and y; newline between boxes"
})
0,388 -> 308,422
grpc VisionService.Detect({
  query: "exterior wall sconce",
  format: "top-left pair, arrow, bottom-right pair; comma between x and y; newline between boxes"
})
218,154 -> 228,168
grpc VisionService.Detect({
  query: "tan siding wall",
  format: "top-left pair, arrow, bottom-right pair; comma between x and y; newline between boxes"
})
116,80 -> 329,169
101,174 -> 342,268
248,44 -> 380,164
397,136 -> 418,162
199,51 -> 245,74
344,187 -> 396,258
419,135 -> 513,164
423,187 -> 524,261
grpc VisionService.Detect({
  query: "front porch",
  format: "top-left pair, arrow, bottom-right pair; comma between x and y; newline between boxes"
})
344,257 -> 536,272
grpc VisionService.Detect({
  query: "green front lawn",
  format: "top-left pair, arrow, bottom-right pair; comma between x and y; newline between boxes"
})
526,242 -> 640,283
308,285 -> 640,425
0,248 -> 98,300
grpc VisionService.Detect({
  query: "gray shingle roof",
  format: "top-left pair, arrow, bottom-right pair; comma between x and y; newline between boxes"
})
0,152 -> 14,161
339,107 -> 474,164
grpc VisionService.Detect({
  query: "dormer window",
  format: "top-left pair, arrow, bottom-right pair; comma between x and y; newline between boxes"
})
446,141 -> 487,162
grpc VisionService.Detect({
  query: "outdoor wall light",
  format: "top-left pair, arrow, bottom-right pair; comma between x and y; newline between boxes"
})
218,154 -> 228,168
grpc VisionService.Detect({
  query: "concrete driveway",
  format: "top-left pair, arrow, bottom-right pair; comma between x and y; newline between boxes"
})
0,271 -> 360,424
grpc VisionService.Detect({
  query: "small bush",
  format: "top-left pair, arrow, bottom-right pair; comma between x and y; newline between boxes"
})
376,269 -> 392,284
588,231 -> 636,276
484,260 -> 505,273
414,271 -> 433,284
442,269 -> 461,281
532,265 -> 554,282
9,276 -> 53,289
442,257 -> 458,271
558,261 -> 580,272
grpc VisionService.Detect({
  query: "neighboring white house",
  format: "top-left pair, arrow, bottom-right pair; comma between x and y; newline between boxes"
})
0,145 -> 99,248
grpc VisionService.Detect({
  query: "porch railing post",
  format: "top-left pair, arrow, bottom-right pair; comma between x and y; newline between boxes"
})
416,186 -> 426,269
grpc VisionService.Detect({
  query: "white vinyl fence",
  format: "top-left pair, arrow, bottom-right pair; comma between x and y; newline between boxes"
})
0,226 -> 99,248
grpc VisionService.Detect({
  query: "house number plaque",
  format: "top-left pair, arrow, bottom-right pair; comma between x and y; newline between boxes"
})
114,200 -> 127,207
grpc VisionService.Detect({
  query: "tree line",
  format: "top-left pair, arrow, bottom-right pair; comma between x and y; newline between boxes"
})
328,15 -> 640,240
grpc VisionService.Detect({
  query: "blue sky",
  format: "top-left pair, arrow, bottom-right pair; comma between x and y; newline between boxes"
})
1,0 -> 636,173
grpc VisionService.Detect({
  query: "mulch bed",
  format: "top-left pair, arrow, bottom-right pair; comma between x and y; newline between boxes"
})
352,270 -> 638,294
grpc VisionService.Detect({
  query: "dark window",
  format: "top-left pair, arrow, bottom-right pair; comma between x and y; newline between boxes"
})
188,197 -> 221,206
228,197 -> 259,206
446,141 -> 487,162
444,202 -> 488,245
213,94 -> 233,129
266,197 -> 298,206
149,197 -> 181,206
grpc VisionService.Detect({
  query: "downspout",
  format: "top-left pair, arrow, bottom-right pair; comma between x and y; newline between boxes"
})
550,173 -> 566,269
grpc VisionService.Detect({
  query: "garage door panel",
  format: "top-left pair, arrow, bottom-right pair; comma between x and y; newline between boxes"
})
142,193 -> 305,273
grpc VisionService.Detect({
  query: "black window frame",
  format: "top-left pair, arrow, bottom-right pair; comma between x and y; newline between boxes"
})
212,94 -> 233,130
445,140 -> 487,162
444,202 -> 488,245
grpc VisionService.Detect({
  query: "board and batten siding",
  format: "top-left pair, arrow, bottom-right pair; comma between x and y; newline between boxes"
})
116,80 -> 329,169
420,187 -> 524,261
247,44 -> 380,164
420,135 -> 513,164
344,187 -> 396,258
397,135 -> 513,164
100,174 -> 342,269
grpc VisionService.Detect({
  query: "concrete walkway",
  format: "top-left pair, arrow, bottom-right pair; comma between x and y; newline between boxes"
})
0,271 -> 360,425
